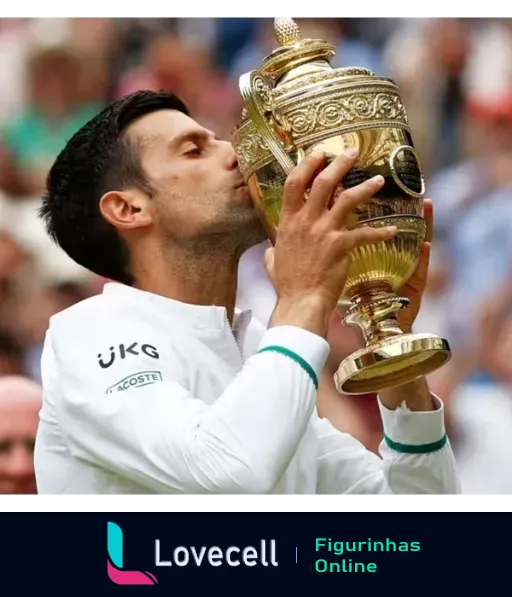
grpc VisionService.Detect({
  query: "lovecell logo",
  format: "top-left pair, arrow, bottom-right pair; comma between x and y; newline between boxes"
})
107,522 -> 158,585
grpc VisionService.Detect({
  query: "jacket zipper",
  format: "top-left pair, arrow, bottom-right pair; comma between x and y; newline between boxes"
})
225,312 -> 244,365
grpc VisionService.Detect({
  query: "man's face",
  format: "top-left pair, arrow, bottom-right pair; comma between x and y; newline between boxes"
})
127,109 -> 266,251
0,397 -> 40,494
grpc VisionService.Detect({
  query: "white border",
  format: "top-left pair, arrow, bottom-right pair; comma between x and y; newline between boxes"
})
384,495 -> 489,504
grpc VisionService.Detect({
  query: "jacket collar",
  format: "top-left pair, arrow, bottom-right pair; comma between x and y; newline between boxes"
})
102,282 -> 253,336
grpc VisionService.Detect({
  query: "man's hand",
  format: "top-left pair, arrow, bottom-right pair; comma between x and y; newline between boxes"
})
266,149 -> 397,339
379,376 -> 436,411
374,199 -> 437,411
320,198 -> 438,416
397,198 -> 434,333
317,198 -> 434,374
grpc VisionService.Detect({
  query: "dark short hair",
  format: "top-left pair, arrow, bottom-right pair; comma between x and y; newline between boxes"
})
39,90 -> 189,285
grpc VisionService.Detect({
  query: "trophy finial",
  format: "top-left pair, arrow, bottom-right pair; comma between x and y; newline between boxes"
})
274,18 -> 301,46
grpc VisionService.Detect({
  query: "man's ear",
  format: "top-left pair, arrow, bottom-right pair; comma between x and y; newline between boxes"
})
99,190 -> 154,231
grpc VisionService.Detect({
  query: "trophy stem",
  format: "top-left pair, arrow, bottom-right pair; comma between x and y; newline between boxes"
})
342,290 -> 409,345
335,289 -> 451,395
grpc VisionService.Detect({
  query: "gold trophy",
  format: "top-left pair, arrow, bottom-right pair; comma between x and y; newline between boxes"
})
232,17 -> 451,394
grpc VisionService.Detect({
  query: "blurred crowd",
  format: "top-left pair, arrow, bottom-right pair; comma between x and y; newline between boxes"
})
1,17 -> 512,495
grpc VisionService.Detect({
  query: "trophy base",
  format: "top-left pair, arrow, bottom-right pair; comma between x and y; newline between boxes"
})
334,333 -> 451,395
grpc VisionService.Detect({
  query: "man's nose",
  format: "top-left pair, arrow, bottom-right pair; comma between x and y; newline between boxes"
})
219,140 -> 239,171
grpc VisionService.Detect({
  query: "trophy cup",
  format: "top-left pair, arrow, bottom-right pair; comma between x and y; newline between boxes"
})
232,17 -> 451,394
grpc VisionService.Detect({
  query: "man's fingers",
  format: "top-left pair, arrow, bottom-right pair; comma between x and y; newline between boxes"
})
281,151 -> 326,218
424,198 -> 434,243
304,149 -> 359,217
264,247 -> 276,288
404,241 -> 431,294
329,175 -> 385,227
343,225 -> 398,250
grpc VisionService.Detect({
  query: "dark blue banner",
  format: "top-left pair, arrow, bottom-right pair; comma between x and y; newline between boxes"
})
0,512 -> 506,594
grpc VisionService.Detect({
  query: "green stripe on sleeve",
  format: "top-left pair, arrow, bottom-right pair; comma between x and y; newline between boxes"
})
257,345 -> 319,389
384,433 -> 448,454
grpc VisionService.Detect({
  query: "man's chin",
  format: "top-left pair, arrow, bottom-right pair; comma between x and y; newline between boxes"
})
227,208 -> 268,249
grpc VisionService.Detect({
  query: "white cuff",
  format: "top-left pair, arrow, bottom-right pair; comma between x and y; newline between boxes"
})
256,325 -> 330,388
377,394 -> 447,451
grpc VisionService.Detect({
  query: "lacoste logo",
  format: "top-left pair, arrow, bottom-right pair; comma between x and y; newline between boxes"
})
106,371 -> 163,394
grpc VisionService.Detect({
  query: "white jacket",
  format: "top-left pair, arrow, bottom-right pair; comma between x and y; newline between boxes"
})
34,282 -> 460,494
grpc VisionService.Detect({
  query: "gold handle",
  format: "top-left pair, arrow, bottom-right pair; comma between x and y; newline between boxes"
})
239,70 -> 295,176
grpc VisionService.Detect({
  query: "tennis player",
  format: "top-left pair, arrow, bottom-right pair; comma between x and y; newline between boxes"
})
33,90 -> 460,494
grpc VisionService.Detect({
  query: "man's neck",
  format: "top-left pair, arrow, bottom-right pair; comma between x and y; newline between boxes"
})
132,243 -> 241,324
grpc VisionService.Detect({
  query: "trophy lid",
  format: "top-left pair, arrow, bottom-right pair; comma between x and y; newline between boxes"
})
260,18 -> 337,81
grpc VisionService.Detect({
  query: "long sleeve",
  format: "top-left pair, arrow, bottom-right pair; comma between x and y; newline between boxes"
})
315,395 -> 461,494
43,316 -> 330,494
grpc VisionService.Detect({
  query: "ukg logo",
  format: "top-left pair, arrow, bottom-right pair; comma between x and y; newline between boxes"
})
107,522 -> 158,585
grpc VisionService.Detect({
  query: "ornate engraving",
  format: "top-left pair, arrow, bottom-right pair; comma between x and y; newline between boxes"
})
233,83 -> 410,178
232,122 -> 271,179
273,68 -> 378,98
253,74 -> 273,111
287,104 -> 316,135
356,216 -> 426,235
283,89 -> 408,144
